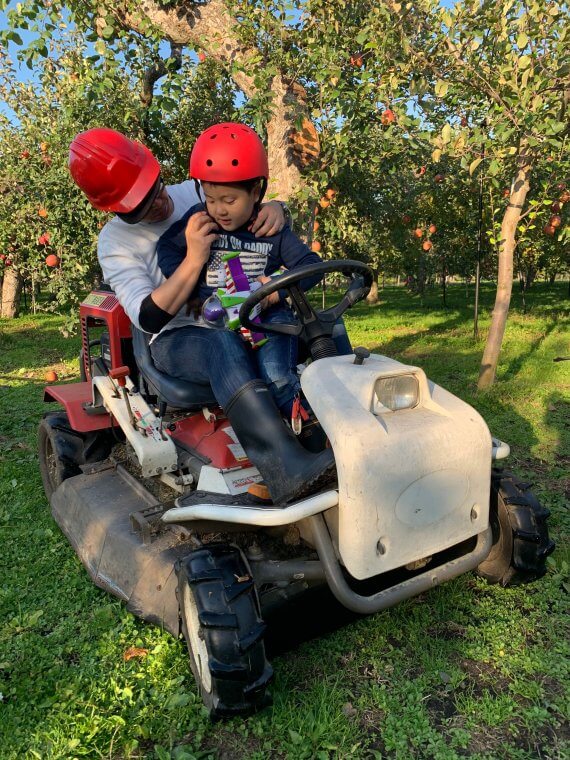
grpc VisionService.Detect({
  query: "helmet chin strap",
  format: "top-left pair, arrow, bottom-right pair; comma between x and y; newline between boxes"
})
193,179 -> 204,204
255,178 -> 268,210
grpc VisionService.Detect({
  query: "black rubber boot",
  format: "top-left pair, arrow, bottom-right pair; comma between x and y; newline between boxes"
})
225,380 -> 336,506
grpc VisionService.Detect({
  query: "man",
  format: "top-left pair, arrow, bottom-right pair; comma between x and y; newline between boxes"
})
69,127 -> 336,505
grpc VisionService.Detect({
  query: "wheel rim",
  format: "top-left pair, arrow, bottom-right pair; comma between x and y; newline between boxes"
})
182,582 -> 212,694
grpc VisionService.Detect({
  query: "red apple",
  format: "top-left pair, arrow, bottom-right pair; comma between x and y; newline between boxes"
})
381,108 -> 396,126
422,240 -> 433,251
198,51 -> 206,62
543,224 -> 555,236
551,201 -> 561,213
550,215 -> 562,229
460,116 -> 468,127
313,221 -> 320,232
311,240 -> 322,252
429,223 -> 437,234
38,233 -> 50,246
414,228 -> 424,239
350,54 -> 364,67
402,214 -> 411,225
20,149 -> 30,159
502,188 -> 510,199
38,207 -> 48,218
319,197 -> 330,209
434,173 -> 445,183
45,370 -> 58,383
325,188 -> 337,199
45,253 -> 60,267
560,190 -> 570,204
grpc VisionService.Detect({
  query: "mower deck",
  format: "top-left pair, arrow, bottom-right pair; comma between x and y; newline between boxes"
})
50,461 -> 195,636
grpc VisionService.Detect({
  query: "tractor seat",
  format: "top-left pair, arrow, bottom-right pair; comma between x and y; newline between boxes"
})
131,326 -> 217,410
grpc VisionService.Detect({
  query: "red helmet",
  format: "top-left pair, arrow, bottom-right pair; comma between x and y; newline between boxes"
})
189,123 -> 269,183
69,128 -> 160,215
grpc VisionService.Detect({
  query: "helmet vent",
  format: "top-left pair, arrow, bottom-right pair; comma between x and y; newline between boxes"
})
210,134 -> 217,139
206,159 -> 213,166
232,159 -> 239,166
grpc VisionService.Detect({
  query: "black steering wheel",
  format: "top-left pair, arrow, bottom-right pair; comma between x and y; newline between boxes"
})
239,259 -> 373,358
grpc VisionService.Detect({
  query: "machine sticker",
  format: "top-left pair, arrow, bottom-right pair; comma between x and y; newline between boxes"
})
227,443 -> 247,461
82,293 -> 107,307
223,426 -> 240,444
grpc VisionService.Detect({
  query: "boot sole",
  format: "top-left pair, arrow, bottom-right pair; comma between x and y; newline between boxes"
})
276,460 -> 337,506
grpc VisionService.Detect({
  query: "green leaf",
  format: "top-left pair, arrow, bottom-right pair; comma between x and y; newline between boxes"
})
101,26 -> 115,39
517,32 -> 529,49
435,79 -> 449,97
432,148 -> 442,163
519,55 -> 531,69
441,123 -> 452,144
469,157 -> 483,176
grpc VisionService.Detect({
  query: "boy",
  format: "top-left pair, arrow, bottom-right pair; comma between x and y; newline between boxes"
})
156,122 -> 323,421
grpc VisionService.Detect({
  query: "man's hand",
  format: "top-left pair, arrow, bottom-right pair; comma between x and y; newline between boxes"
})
249,201 -> 285,237
185,211 -> 218,264
256,275 -> 281,310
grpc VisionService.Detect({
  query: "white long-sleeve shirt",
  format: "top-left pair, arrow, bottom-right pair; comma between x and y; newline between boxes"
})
97,180 -> 203,335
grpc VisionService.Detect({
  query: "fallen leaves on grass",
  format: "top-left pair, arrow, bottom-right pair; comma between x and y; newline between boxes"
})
123,646 -> 149,661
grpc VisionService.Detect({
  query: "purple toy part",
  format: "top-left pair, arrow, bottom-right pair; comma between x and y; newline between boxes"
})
202,295 -> 226,325
226,255 -> 249,292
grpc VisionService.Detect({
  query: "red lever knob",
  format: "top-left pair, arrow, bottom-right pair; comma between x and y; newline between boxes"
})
109,365 -> 130,387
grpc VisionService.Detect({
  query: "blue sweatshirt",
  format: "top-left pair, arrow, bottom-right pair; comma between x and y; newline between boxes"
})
156,203 -> 322,301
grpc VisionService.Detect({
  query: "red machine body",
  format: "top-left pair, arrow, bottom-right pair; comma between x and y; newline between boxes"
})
79,288 -> 132,379
44,288 -> 251,471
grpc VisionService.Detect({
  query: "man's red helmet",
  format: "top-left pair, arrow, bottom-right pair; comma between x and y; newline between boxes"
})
69,128 -> 161,218
189,123 -> 269,183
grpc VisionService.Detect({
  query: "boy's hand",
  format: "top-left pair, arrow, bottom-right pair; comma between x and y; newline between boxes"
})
184,211 -> 218,264
256,275 -> 281,310
250,201 -> 285,237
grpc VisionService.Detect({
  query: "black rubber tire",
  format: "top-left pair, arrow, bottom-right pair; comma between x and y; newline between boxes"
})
476,469 -> 555,586
177,543 -> 273,718
38,412 -> 85,498
38,411 -> 113,499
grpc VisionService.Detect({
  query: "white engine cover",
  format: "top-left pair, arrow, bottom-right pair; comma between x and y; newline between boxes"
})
301,354 -> 492,580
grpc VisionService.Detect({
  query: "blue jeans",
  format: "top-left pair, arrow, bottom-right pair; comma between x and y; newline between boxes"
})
150,304 -> 300,414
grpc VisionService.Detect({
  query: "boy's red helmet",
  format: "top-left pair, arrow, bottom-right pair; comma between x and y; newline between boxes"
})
69,128 -> 160,214
189,123 -> 269,183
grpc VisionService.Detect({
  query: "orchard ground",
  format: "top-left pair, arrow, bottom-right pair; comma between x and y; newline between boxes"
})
0,281 -> 568,760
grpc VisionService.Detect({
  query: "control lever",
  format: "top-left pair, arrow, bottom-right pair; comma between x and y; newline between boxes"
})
109,366 -> 136,427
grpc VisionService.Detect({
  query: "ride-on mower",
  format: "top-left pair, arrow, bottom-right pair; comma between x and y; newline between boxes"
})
39,260 -> 554,717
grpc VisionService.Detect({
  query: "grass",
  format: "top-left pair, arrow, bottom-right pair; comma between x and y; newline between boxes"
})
0,281 -> 568,759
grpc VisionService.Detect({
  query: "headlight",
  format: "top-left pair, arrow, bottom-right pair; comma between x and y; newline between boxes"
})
373,375 -> 419,412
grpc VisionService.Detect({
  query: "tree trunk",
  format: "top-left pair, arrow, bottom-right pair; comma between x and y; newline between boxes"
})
1,267 -> 23,318
477,152 -> 531,389
366,277 -> 379,304
114,0 -> 317,199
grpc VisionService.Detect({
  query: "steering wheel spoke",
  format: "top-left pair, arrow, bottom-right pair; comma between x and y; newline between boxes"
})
287,284 -> 319,324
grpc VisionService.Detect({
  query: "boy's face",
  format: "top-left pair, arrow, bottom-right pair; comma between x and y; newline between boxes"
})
202,181 -> 260,232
